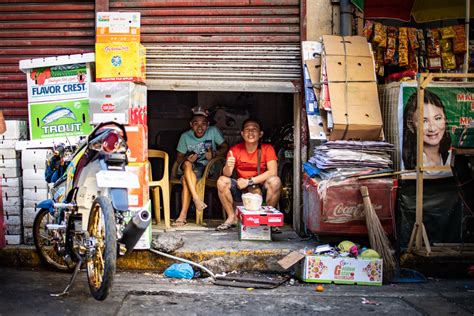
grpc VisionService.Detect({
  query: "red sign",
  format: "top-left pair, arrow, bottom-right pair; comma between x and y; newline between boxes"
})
101,103 -> 115,112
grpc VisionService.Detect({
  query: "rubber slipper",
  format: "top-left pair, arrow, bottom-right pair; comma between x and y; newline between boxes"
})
171,220 -> 187,227
215,223 -> 234,231
271,227 -> 282,234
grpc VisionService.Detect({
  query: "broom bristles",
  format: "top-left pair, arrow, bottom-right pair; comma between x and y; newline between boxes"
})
360,186 -> 396,281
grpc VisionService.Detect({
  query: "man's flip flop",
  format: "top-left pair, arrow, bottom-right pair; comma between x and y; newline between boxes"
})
171,220 -> 187,227
215,223 -> 235,231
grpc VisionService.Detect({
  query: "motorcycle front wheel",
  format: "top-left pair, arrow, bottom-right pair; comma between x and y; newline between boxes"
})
33,208 -> 74,272
86,196 -> 117,301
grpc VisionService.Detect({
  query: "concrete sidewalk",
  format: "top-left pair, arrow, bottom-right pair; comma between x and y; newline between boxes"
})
0,225 -> 312,273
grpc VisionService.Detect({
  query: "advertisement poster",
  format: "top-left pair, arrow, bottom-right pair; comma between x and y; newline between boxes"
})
28,99 -> 93,140
398,83 -> 474,178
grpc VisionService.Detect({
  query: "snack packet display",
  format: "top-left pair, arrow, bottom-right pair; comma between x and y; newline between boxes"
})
373,23 -> 387,48
398,27 -> 409,67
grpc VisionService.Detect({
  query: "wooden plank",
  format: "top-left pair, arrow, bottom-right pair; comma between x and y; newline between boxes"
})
0,21 -> 94,29
0,4 -> 94,11
0,30 -> 95,38
141,16 -> 300,25
110,0 -> 299,7
1,39 -> 94,46
0,13 -> 95,21
141,34 -> 300,43
141,25 -> 300,34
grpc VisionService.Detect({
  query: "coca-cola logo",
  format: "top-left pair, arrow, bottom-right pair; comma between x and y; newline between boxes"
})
101,103 -> 115,112
326,203 -> 383,222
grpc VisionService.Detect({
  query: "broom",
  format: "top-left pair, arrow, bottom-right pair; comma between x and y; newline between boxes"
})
360,186 -> 396,282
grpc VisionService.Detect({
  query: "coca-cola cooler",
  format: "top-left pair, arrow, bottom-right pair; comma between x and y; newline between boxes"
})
303,174 -> 397,236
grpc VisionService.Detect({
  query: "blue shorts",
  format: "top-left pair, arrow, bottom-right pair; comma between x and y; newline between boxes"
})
230,178 -> 267,202
178,161 -> 206,179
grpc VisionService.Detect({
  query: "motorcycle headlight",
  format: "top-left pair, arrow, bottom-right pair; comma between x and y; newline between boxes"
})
89,130 -> 127,154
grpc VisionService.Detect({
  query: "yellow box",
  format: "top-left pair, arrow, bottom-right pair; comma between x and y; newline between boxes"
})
96,12 -> 140,43
95,42 -> 146,83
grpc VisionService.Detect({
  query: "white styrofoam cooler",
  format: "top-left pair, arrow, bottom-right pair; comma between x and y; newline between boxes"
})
0,149 -> 20,159
1,177 -> 21,187
0,168 -> 21,178
1,120 -> 27,140
0,158 -> 21,169
21,149 -> 49,169
23,188 -> 48,201
22,168 -> 45,180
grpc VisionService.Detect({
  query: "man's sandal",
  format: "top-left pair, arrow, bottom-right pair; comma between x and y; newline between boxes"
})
171,220 -> 187,227
215,223 -> 235,231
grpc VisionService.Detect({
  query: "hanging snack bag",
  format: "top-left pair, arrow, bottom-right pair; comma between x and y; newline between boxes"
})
363,20 -> 374,40
373,23 -> 387,48
384,26 -> 398,65
398,27 -> 409,67
408,28 -> 419,49
453,25 -> 467,53
442,52 -> 457,69
426,29 -> 442,70
376,47 -> 385,76
440,26 -> 456,39
417,29 -> 426,54
409,50 -> 419,72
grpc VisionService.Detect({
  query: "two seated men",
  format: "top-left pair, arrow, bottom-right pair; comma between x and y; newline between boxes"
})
173,107 -> 282,230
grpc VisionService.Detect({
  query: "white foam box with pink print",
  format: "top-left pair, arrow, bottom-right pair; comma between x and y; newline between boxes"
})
296,255 -> 383,286
236,206 -> 283,241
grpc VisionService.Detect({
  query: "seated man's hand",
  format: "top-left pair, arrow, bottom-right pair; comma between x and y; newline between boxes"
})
205,148 -> 213,161
186,153 -> 198,163
226,150 -> 235,168
237,178 -> 248,190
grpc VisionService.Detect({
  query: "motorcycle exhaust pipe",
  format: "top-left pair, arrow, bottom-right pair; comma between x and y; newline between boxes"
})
119,209 -> 151,254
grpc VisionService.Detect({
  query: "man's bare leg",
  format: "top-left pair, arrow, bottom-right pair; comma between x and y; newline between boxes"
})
264,176 -> 282,208
174,176 -> 191,224
182,161 -> 207,211
217,176 -> 237,225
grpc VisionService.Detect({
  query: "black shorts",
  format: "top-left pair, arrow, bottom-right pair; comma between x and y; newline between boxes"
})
178,161 -> 206,179
230,178 -> 267,202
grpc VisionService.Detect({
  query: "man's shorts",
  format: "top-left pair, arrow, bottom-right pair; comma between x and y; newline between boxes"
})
230,178 -> 267,202
178,161 -> 206,179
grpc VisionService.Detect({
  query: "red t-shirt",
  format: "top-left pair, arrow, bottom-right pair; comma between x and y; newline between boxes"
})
227,143 -> 278,179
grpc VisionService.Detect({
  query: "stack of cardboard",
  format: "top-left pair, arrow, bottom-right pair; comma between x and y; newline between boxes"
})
0,121 -> 27,244
92,12 -> 150,249
305,36 -> 384,141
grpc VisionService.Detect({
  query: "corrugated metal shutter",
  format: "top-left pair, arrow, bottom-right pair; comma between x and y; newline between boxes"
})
110,0 -> 301,93
0,1 -> 95,118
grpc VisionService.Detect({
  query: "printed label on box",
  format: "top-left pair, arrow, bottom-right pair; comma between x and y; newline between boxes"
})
28,99 -> 93,140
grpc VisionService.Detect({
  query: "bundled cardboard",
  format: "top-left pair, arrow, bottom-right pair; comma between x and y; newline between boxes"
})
96,12 -> 141,43
95,42 -> 146,83
321,35 -> 383,141
89,82 -> 147,125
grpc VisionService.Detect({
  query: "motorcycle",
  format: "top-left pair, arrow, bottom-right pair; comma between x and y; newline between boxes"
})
33,122 -> 151,301
267,123 -> 294,223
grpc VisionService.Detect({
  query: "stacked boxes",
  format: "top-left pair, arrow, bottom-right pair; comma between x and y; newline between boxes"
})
94,12 -> 150,250
0,121 -> 27,245
236,206 -> 284,241
19,53 -> 95,140
21,149 -> 49,244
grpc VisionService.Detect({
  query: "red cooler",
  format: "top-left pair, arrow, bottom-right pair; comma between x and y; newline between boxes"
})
303,174 -> 397,236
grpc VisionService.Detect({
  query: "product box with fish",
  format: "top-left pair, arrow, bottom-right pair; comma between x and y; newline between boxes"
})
28,99 -> 93,140
19,53 -> 94,103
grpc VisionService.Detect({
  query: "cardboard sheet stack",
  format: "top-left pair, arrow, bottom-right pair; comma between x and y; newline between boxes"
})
92,12 -> 150,249
0,121 -> 27,244
304,36 -> 384,141
309,140 -> 394,180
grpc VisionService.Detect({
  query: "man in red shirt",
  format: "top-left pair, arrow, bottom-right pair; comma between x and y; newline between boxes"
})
216,118 -> 281,230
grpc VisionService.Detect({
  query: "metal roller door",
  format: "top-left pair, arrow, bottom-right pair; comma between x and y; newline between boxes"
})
109,0 -> 302,92
0,0 -> 95,118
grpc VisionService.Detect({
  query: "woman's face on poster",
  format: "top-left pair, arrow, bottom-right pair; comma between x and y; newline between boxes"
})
413,102 -> 446,147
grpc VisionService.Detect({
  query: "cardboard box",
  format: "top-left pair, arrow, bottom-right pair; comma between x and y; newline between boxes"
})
124,201 -> 151,250
96,12 -> 141,43
1,121 -> 27,140
296,255 -> 383,286
238,222 -> 272,241
125,125 -> 148,163
19,53 -> 94,103
236,206 -> 283,227
322,35 -> 383,141
28,99 -> 93,140
125,162 -> 149,207
95,42 -> 146,83
89,82 -> 147,125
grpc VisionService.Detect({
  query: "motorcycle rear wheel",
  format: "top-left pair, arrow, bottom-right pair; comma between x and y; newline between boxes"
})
86,196 -> 117,301
33,208 -> 74,272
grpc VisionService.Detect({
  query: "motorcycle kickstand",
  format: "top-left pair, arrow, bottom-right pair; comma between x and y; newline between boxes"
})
50,253 -> 82,297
